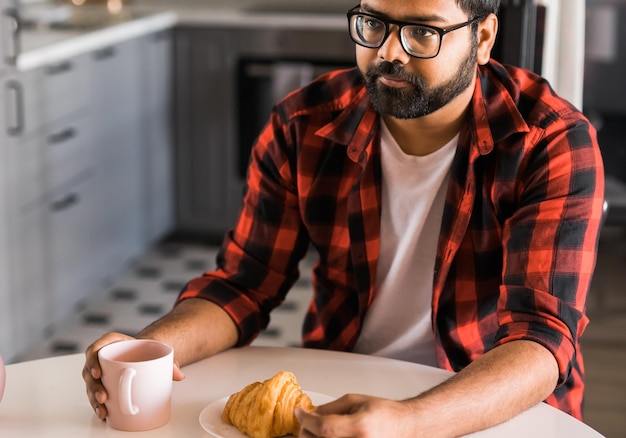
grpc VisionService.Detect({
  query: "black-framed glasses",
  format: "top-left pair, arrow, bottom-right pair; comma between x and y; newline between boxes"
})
347,5 -> 483,59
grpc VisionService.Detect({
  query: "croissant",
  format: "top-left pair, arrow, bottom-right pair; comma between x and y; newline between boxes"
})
222,371 -> 314,438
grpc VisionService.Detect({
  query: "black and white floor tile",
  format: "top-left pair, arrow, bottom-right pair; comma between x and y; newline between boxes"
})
16,241 -> 315,362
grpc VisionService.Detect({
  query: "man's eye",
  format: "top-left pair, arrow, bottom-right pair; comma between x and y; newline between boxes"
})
408,27 -> 435,38
365,19 -> 384,30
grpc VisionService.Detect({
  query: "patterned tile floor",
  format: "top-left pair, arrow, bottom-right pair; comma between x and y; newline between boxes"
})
16,241 -> 315,363
14,231 -> 626,437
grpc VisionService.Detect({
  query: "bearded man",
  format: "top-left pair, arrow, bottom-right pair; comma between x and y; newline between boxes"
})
85,1 -> 604,436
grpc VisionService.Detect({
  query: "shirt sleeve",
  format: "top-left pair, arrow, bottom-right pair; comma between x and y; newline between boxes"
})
494,107 -> 604,386
176,108 -> 310,346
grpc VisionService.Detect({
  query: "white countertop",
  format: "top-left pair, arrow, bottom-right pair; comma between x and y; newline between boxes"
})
16,1 -> 349,71
0,346 -> 606,437
18,10 -> 177,70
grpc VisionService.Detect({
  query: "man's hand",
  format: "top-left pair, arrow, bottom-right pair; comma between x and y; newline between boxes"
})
295,340 -> 558,437
82,299 -> 237,421
296,394 -> 418,438
82,332 -> 185,420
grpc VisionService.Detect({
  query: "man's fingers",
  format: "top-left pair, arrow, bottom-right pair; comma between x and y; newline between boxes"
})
84,333 -> 133,379
173,362 -> 185,381
313,394 -> 365,415
82,332 -> 135,421
296,407 -> 323,434
296,406 -> 358,438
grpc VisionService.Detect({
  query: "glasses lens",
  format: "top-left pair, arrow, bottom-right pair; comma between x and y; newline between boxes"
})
401,25 -> 441,57
351,14 -> 387,48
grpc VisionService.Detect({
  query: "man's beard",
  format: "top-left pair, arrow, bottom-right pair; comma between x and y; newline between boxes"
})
361,42 -> 478,119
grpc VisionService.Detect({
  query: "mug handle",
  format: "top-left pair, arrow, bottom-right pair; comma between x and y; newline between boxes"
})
119,368 -> 139,415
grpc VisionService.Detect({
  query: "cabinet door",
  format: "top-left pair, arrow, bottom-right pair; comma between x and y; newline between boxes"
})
39,54 -> 90,127
4,56 -> 90,207
0,75 -> 14,359
89,39 -> 144,278
0,73 -> 48,360
10,200 -> 48,356
41,111 -> 94,193
0,0 -> 19,75
2,68 -> 45,206
174,28 -> 242,239
47,175 -> 101,322
140,30 -> 175,245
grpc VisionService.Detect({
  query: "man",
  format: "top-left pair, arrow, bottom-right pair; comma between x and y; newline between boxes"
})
84,0 -> 604,436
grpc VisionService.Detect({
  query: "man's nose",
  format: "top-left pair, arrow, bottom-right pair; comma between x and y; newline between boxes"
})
377,27 -> 411,64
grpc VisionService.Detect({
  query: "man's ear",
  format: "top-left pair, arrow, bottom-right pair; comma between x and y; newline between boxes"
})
476,13 -> 498,65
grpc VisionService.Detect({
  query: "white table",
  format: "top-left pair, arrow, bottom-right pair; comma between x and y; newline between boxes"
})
0,346 -> 604,437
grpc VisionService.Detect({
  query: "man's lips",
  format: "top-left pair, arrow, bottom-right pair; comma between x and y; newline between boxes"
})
378,74 -> 412,88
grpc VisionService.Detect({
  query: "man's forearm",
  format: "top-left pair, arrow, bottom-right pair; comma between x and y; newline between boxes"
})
405,340 -> 560,437
137,298 -> 239,368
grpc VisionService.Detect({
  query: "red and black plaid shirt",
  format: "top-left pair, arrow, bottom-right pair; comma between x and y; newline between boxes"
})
178,60 -> 604,419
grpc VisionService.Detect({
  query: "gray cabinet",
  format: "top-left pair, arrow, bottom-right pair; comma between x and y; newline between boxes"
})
0,28 -> 176,361
9,194 -> 47,356
89,33 -> 175,279
0,53 -> 97,359
174,27 -> 241,240
89,39 -> 145,280
0,72 -> 15,359
1,68 -> 50,361
0,0 -> 19,75
47,173 -> 101,321
139,30 -> 175,246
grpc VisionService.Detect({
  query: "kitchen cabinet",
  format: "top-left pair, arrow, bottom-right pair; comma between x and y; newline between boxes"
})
7,55 -> 91,207
47,173 -> 102,321
0,27 -> 176,361
89,32 -> 175,279
90,32 -> 177,277
89,38 -> 145,280
0,0 -> 19,76
8,194 -> 48,358
0,73 -> 15,359
0,53 -> 98,359
0,0 -> 19,360
1,69 -> 49,361
174,27 -> 242,240
139,30 -> 175,246
0,0 -> 17,360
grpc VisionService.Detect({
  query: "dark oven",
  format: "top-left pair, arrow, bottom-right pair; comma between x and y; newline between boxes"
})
235,28 -> 356,179
237,56 -> 354,179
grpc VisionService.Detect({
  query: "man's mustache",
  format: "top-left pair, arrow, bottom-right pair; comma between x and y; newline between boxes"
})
367,62 -> 419,86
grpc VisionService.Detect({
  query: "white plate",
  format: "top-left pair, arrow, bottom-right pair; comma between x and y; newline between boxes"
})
199,391 -> 335,438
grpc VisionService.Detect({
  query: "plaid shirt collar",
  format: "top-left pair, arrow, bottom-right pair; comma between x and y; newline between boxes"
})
314,64 -> 533,163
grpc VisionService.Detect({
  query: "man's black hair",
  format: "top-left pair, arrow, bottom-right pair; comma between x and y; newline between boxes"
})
456,0 -> 500,18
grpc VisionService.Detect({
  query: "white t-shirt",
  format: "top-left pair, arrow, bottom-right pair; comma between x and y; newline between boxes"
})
353,120 -> 458,366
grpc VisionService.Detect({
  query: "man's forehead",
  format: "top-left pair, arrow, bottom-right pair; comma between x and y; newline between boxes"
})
358,0 -> 466,23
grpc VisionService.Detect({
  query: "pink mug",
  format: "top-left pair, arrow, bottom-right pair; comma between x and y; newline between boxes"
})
0,353 -> 5,403
98,340 -> 174,431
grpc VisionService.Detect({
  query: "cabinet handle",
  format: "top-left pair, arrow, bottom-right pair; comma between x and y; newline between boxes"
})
50,193 -> 80,212
5,80 -> 24,137
1,8 -> 21,65
45,61 -> 73,76
93,46 -> 116,61
48,127 -> 76,145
